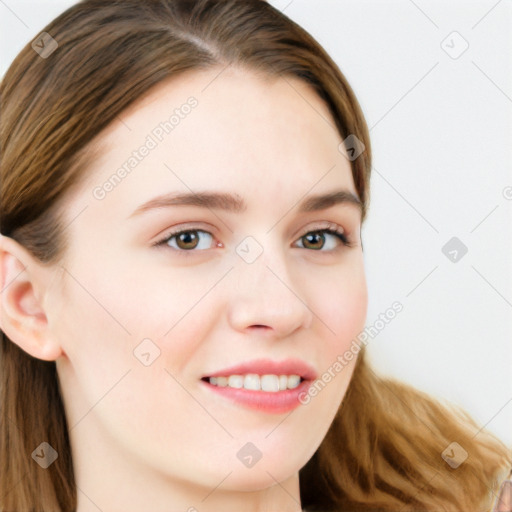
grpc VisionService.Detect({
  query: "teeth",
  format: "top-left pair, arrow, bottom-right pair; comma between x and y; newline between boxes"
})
244,374 -> 260,391
228,375 -> 244,389
261,374 -> 279,392
287,375 -> 301,389
217,376 -> 228,387
208,374 -> 302,391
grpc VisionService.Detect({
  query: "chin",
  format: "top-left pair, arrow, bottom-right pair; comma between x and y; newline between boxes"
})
219,467 -> 298,493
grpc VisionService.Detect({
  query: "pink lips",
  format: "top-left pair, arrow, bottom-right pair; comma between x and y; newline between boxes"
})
200,358 -> 317,414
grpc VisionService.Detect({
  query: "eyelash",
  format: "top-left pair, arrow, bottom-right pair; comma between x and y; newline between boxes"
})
152,223 -> 355,254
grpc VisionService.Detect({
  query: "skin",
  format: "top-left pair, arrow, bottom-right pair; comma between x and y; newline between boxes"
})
0,65 -> 368,512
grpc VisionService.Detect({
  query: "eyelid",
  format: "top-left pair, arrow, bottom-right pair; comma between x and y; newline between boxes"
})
299,221 -> 345,236
152,222 -> 217,244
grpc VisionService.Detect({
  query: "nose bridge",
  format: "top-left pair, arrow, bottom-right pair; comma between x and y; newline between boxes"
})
235,239 -> 286,298
226,234 -> 313,334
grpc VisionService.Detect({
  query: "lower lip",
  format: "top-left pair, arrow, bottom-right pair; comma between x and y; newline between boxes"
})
200,379 -> 313,414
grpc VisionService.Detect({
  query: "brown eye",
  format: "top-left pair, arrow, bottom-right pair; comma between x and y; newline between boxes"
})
297,229 -> 349,251
175,231 -> 200,250
302,232 -> 325,250
156,229 -> 214,251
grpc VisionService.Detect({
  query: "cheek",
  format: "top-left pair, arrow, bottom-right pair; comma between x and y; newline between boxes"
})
313,261 -> 368,357
54,284 -> 134,406
54,268 -> 203,444
56,256 -> 217,383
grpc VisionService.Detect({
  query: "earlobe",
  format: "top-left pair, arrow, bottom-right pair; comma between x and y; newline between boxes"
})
0,235 -> 63,361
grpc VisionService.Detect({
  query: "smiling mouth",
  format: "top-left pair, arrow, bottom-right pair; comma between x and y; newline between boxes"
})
201,374 -> 304,392
199,358 -> 316,413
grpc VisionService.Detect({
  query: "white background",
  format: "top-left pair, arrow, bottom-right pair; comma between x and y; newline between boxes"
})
1,0 -> 511,446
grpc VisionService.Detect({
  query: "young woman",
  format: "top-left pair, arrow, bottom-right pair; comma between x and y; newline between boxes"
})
0,1 -> 510,511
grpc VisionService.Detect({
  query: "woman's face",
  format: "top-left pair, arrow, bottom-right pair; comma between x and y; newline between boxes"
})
50,65 -> 367,499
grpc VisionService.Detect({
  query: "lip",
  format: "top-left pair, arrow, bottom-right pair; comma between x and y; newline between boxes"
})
200,358 -> 317,414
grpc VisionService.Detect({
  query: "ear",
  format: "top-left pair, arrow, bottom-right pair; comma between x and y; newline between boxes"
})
0,234 -> 63,361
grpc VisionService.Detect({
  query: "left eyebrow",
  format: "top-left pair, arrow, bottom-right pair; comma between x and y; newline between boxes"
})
128,189 -> 362,218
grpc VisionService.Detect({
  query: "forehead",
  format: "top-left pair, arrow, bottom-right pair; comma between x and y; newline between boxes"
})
65,65 -> 356,222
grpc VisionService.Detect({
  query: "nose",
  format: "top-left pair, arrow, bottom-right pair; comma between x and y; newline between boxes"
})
226,241 -> 313,338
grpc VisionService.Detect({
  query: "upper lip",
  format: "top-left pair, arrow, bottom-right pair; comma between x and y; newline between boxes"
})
203,358 -> 317,381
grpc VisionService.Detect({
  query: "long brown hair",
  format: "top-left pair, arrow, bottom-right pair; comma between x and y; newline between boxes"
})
1,1 -> 510,510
